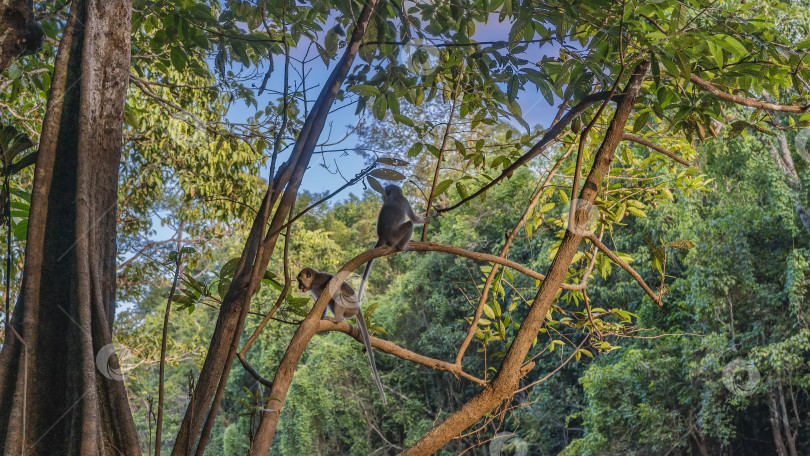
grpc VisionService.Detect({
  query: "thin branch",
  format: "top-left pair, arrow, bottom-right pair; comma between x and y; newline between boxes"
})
690,74 -> 810,113
437,91 -> 624,213
264,162 -> 376,240
155,223 -> 184,456
455,141 -> 576,366
584,232 -> 663,306
515,338 -> 587,393
317,320 -> 486,385
422,66 -> 463,241
622,134 -> 691,166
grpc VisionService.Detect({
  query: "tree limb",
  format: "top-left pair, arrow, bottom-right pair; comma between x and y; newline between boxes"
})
317,320 -> 486,386
690,74 -> 810,113
622,134 -> 691,166
437,91 -> 624,213
584,232 -> 662,307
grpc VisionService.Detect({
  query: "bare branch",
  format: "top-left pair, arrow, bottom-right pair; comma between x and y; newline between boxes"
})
690,74 -> 810,113
584,233 -> 663,307
438,91 -> 624,213
622,134 -> 691,166
455,141 -> 576,366
317,321 -> 486,386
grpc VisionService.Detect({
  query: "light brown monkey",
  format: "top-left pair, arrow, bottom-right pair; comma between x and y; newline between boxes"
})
297,267 -> 387,405
357,184 -> 427,298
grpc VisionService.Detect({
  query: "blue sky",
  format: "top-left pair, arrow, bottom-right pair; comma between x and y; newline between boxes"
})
224,16 -> 561,197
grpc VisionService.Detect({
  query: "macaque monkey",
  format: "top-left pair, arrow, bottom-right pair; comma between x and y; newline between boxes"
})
357,184 -> 427,298
297,267 -> 387,405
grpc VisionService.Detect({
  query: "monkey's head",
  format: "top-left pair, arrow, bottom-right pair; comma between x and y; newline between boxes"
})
383,184 -> 403,200
297,267 -> 316,292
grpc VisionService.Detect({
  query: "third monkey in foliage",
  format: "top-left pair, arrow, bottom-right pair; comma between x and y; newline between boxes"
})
357,184 -> 427,299
297,267 -> 387,405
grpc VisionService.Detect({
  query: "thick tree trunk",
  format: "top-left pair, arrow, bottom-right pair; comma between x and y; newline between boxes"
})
0,0 -> 138,454
244,1 -> 379,453
0,0 -> 43,75
401,60 -> 650,455
769,389 -> 789,456
172,1 -> 379,454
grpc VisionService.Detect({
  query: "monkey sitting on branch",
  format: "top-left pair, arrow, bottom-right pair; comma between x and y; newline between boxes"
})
297,267 -> 387,405
356,184 -> 427,299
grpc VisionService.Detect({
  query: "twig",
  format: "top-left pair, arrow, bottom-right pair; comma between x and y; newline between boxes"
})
422,64 -> 463,241
622,134 -> 691,166
155,222 -> 184,456
438,91 -> 625,213
584,232 -> 663,306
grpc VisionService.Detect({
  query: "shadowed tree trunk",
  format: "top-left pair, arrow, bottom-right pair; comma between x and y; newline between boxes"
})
0,0 -> 43,75
171,1 -> 379,453
0,0 -> 140,454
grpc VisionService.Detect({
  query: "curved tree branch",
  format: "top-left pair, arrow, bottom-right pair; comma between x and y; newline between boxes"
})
690,74 -> 810,113
622,134 -> 691,166
437,91 -> 624,213
317,320 -> 486,386
584,233 -> 662,307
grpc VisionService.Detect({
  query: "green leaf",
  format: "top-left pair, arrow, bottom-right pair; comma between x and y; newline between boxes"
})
12,219 -> 26,241
370,168 -> 406,181
707,40 -> 723,68
721,35 -> 748,57
539,202 -> 555,213
407,142 -> 423,157
483,304 -> 496,319
372,95 -> 388,120
219,258 -> 240,280
376,157 -> 409,167
348,84 -> 380,97
433,179 -> 453,197
633,111 -> 651,133
367,175 -> 385,195
393,113 -> 414,127
170,46 -> 187,72
218,279 -> 232,300
667,239 -> 696,250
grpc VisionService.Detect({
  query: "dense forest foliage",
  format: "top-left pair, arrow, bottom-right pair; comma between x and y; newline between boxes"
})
117,118 -> 810,455
2,0 -> 810,454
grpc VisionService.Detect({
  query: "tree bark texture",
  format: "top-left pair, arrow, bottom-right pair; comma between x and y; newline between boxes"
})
0,0 -> 43,75
172,1 -> 379,453
0,0 -> 139,454
245,1 -> 380,453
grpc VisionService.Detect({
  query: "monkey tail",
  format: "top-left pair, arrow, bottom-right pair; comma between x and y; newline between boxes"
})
356,312 -> 388,405
357,257 -> 374,301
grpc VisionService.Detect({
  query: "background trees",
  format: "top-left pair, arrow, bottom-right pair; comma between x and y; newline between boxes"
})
1,0 -> 809,454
